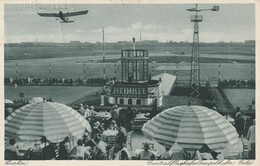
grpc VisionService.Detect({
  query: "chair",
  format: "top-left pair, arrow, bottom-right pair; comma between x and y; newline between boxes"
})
5,149 -> 18,160
95,154 -> 107,160
107,146 -> 116,160
126,131 -> 133,150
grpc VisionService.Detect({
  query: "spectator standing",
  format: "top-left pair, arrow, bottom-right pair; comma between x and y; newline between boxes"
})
84,105 -> 91,118
116,123 -> 127,149
235,113 -> 245,137
78,104 -> 85,116
247,119 -> 255,159
110,105 -> 120,123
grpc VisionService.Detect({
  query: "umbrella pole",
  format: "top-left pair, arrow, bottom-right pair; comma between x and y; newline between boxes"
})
241,135 -> 244,158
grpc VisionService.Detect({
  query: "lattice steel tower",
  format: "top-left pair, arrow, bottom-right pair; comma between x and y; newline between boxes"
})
187,4 -> 219,97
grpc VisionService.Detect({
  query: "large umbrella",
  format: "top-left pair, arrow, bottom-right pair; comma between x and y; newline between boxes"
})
29,97 -> 44,104
5,102 -> 91,143
5,99 -> 14,104
142,105 -> 238,151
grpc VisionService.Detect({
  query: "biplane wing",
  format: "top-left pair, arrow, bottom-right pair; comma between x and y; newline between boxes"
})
37,13 -> 59,17
62,10 -> 89,17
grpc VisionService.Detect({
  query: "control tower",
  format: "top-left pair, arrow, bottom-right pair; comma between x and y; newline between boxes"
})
103,38 -> 162,108
121,49 -> 149,83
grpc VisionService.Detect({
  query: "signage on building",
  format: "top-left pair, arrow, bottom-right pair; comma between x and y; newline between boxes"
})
112,86 -> 148,98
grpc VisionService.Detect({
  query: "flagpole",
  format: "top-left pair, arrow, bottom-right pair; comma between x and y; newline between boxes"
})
102,27 -> 105,80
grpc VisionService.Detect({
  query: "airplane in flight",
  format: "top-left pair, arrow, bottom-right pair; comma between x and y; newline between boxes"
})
38,10 -> 88,23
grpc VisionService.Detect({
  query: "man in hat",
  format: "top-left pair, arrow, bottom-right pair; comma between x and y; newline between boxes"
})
138,143 -> 155,160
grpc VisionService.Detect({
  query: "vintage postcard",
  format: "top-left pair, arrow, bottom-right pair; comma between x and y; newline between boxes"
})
1,0 -> 258,166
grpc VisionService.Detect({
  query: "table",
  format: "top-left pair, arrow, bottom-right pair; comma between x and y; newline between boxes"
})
102,130 -> 118,136
94,112 -> 112,121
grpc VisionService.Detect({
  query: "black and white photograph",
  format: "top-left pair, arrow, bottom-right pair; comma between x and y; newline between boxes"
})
3,1 -> 257,164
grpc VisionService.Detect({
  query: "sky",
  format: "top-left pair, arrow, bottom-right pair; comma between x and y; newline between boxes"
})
4,4 -> 255,43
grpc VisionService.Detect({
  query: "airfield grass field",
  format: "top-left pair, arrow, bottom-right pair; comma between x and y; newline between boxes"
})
4,44 -> 255,106
5,57 -> 255,81
222,89 -> 255,110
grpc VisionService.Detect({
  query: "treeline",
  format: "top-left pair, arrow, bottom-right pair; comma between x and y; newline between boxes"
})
4,77 -> 116,86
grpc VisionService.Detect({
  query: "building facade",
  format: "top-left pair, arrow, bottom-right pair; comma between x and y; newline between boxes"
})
103,49 -> 163,107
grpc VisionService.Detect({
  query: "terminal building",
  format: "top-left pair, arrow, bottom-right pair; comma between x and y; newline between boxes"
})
103,48 -> 163,108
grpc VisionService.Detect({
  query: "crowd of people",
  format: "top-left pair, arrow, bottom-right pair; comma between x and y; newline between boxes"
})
5,104 -> 139,160
218,79 -> 255,88
4,77 -> 113,86
231,107 -> 255,159
5,101 -> 255,160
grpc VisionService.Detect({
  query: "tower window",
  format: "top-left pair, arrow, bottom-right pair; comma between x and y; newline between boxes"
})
136,99 -> 141,105
128,98 -> 133,105
120,98 -> 124,104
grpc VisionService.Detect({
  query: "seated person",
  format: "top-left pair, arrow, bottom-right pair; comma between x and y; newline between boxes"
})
5,139 -> 20,160
211,151 -> 221,160
82,132 -> 96,148
69,139 -> 90,160
161,147 -> 172,160
93,135 -> 107,160
92,121 -> 103,138
115,142 -> 131,160
40,137 -> 56,160
138,143 -> 155,160
108,120 -> 118,130
195,144 -> 219,160
28,141 -> 42,160
57,137 -> 69,160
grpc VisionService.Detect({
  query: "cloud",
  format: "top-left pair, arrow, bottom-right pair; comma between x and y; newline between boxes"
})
75,29 -> 83,33
131,22 -> 142,30
143,23 -> 169,31
91,22 -> 170,35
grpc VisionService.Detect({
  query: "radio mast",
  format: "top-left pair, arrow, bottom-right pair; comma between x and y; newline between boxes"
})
187,4 -> 219,97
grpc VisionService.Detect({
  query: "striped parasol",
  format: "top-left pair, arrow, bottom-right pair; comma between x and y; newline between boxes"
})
5,102 -> 91,143
4,99 -> 14,104
142,105 -> 238,151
